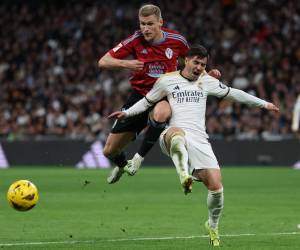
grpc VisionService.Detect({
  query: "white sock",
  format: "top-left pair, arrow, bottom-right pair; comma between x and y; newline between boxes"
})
207,188 -> 224,229
134,153 -> 144,162
170,135 -> 189,179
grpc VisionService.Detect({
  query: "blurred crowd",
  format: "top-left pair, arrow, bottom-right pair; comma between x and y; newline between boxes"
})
0,0 -> 299,141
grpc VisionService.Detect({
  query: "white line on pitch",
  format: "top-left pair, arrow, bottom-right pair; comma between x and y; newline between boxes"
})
0,231 -> 299,247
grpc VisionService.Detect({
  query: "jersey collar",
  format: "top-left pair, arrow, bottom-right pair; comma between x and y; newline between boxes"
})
179,70 -> 196,82
150,31 -> 167,45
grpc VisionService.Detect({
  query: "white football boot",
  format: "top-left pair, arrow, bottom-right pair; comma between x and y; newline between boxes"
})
107,166 -> 125,184
124,153 -> 144,176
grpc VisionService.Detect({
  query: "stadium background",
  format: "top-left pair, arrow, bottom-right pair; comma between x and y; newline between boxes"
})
1,1 -> 300,250
0,0 -> 299,167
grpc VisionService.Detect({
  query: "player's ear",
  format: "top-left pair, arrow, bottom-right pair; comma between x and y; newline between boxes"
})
185,57 -> 188,65
159,18 -> 163,27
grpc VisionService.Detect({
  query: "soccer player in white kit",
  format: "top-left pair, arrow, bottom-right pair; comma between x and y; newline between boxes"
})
108,45 -> 279,246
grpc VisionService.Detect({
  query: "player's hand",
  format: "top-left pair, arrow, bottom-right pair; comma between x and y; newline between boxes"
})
108,111 -> 128,120
265,102 -> 280,113
125,60 -> 144,71
208,69 -> 221,79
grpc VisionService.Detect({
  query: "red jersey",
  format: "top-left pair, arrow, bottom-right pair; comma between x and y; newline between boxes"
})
109,28 -> 189,96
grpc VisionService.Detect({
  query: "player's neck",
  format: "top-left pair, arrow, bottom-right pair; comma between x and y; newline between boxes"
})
152,30 -> 164,43
180,70 -> 197,82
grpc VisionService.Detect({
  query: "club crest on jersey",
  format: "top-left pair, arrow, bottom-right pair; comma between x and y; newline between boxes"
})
165,48 -> 173,59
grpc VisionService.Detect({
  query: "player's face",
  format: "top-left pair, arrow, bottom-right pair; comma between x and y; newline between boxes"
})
139,14 -> 163,42
184,56 -> 207,81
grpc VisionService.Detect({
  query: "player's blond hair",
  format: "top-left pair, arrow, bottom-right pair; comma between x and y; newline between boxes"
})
139,4 -> 162,19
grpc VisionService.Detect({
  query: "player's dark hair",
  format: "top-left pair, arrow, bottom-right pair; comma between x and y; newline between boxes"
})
187,45 -> 209,59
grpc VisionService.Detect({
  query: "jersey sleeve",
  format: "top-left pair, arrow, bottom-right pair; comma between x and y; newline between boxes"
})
226,88 -> 267,108
174,34 -> 189,57
178,37 -> 189,57
179,44 -> 189,57
108,31 -> 140,59
205,76 -> 230,98
145,77 -> 168,103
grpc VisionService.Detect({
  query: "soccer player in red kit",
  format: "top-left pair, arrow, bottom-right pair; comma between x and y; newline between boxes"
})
98,4 -> 220,184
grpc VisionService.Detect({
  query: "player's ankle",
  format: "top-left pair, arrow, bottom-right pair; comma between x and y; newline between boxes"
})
134,153 -> 144,161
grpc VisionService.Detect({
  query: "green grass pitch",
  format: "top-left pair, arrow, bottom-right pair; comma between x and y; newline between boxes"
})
0,167 -> 300,249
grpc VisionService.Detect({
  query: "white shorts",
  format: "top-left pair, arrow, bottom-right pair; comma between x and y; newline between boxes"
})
159,128 -> 220,174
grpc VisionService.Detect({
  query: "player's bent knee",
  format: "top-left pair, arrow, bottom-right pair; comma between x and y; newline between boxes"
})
207,183 -> 223,192
103,145 -> 111,158
170,131 -> 185,138
152,111 -> 170,123
103,143 -> 118,158
167,128 -> 185,138
152,103 -> 171,122
164,128 -> 184,144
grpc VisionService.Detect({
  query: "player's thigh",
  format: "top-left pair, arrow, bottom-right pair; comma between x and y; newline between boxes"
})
159,127 -> 185,155
111,105 -> 149,136
111,90 -> 149,135
164,127 -> 185,151
150,100 -> 172,122
103,132 -> 135,156
193,169 -> 223,191
186,134 -> 219,170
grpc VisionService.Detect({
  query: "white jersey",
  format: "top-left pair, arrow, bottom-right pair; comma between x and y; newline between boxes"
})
145,71 -> 230,138
124,70 -> 267,138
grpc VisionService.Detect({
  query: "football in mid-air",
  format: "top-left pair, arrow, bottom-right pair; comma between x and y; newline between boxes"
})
7,180 -> 39,211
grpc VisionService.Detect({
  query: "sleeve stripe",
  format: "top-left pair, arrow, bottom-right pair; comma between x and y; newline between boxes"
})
166,33 -> 187,41
221,87 -> 231,98
145,96 -> 155,105
167,35 -> 188,47
166,33 -> 189,47
123,31 -> 143,45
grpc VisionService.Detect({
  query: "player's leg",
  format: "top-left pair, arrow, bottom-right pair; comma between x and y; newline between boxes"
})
105,91 -> 149,183
104,132 -> 135,184
193,169 -> 223,246
126,100 -> 171,175
103,132 -> 135,167
141,100 -> 171,157
163,127 -> 192,194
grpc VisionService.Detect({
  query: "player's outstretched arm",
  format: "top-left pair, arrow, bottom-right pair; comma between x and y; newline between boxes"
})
108,76 -> 166,120
108,97 -> 154,120
98,52 -> 144,71
225,88 -> 279,112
